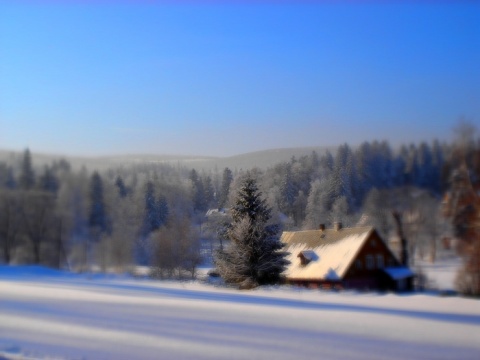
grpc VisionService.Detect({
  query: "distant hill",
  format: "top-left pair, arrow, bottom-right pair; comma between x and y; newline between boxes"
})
0,146 -> 336,173
196,146 -> 336,171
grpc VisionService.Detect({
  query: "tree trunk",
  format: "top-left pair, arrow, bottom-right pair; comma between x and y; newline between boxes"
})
3,240 -> 10,264
33,238 -> 40,264
392,211 -> 409,266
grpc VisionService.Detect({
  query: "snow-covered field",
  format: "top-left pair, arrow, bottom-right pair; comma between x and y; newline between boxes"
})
417,256 -> 463,292
1,266 -> 479,360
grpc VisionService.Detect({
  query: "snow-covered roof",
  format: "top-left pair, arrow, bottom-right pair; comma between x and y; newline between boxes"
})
383,267 -> 415,280
281,226 -> 373,281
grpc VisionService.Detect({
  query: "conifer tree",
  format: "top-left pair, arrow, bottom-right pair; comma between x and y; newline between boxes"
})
218,167 -> 233,208
278,166 -> 296,217
89,172 -> 108,235
4,166 -> 16,189
115,176 -> 128,198
142,182 -> 169,238
142,181 -> 158,237
304,178 -> 331,229
39,166 -> 59,194
202,175 -> 215,209
19,148 -> 35,190
189,169 -> 206,212
156,195 -> 169,228
214,173 -> 288,288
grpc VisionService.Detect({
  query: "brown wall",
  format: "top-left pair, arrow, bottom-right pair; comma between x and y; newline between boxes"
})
343,231 -> 400,290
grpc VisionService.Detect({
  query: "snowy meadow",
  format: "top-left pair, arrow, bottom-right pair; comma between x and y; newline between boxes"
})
1,266 -> 479,360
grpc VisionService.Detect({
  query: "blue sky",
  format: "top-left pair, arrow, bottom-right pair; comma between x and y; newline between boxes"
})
0,1 -> 479,157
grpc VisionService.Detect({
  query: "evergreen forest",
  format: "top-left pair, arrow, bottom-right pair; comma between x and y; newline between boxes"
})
0,128 -> 479,293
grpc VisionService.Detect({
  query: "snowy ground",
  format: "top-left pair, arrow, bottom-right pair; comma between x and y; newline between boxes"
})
1,266 -> 480,360
416,256 -> 463,291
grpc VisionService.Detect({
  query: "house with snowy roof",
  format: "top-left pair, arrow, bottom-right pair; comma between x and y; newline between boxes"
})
281,223 -> 414,291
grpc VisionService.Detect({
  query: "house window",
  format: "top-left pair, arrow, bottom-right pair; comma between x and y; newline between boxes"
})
355,259 -> 363,270
376,254 -> 384,269
366,255 -> 375,270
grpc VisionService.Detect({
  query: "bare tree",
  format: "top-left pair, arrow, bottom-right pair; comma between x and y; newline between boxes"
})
18,148 -> 35,190
0,191 -> 21,263
392,211 -> 408,267
99,191 -> 138,272
19,191 -> 56,264
360,188 -> 393,240
444,120 -> 480,295
151,216 -> 201,279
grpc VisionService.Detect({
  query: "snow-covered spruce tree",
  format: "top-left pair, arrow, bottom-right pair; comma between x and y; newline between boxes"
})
214,173 -> 289,289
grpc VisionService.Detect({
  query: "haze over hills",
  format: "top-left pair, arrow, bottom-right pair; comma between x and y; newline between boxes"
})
0,146 -> 336,172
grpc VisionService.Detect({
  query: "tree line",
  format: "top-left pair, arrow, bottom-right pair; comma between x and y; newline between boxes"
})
0,125 -> 479,292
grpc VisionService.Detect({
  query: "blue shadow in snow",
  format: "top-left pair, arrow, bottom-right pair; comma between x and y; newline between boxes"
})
73,280 -> 480,327
2,266 -> 477,327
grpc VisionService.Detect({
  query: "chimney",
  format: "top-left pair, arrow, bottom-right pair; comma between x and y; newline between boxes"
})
334,222 -> 342,231
319,224 -> 325,231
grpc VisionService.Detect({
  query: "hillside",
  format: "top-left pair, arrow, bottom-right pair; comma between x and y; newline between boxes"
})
0,146 -> 335,172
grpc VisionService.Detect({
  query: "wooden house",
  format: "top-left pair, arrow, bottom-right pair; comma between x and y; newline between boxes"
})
281,223 -> 414,291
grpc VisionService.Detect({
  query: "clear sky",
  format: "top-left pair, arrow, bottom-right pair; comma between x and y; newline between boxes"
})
0,1 -> 479,157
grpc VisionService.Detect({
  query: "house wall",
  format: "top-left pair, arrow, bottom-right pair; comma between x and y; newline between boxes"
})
286,279 -> 343,290
343,231 -> 400,290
